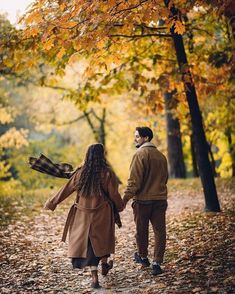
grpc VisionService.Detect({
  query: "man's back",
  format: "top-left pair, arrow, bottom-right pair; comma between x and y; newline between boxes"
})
134,143 -> 168,200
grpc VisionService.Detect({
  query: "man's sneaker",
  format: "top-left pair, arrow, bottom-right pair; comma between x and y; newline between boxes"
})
152,263 -> 162,275
101,260 -> 113,276
134,252 -> 150,267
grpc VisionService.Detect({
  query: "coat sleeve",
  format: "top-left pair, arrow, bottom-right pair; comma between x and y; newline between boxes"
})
107,171 -> 124,212
123,152 -> 145,204
44,173 -> 78,211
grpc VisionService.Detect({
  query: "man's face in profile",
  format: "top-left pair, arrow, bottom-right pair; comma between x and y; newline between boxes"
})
134,131 -> 148,148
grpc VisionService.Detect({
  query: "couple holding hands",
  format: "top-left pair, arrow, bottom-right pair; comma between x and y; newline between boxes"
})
44,127 -> 168,289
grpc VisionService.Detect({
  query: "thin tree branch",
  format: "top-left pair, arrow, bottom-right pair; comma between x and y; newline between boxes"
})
84,110 -> 97,135
55,112 -> 91,126
110,33 -> 172,38
111,0 -> 150,16
136,24 -> 167,31
42,83 -> 71,91
90,108 -> 102,122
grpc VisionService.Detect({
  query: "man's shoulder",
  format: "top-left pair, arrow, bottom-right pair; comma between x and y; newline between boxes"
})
134,147 -> 151,159
137,145 -> 166,159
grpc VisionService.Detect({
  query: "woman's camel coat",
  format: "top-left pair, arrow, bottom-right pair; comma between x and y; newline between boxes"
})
45,168 -> 124,258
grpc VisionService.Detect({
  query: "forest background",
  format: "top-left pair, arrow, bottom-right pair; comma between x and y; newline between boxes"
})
0,1 -> 234,293
0,0 -> 234,217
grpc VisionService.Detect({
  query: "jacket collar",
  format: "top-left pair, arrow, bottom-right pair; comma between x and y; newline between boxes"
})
139,142 -> 156,149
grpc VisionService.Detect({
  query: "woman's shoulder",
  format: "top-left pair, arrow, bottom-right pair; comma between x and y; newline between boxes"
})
103,167 -> 122,184
101,166 -> 112,178
69,165 -> 83,180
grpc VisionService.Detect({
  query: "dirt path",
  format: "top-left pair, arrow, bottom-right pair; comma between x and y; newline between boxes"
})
1,190 -> 234,294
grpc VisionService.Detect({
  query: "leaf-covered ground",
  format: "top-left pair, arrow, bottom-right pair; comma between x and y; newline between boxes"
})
0,183 -> 234,294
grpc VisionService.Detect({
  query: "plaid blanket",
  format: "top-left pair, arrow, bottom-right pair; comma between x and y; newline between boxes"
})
29,154 -> 122,228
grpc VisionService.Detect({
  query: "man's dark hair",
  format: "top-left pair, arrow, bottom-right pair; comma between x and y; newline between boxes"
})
136,127 -> 153,141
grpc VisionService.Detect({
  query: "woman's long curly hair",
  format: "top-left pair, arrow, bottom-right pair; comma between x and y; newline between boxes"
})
77,143 -> 108,197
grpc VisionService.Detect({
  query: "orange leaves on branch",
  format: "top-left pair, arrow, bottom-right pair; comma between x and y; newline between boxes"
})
59,1 -> 67,12
29,27 -> 40,37
23,10 -> 43,25
166,18 -> 185,35
96,39 -> 106,50
57,47 -> 66,59
23,27 -> 39,38
43,39 -> 54,51
146,90 -> 164,114
174,20 -> 185,34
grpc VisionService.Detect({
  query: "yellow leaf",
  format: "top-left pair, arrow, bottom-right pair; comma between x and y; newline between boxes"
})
29,27 -> 40,37
23,27 -> 39,38
43,39 -> 54,50
73,41 -> 82,51
60,3 -> 66,11
96,39 -> 105,50
112,54 -> 121,65
57,47 -> 66,59
24,10 -> 43,25
0,107 -> 13,124
55,68 -> 65,77
174,20 -> 185,35
68,53 -> 80,64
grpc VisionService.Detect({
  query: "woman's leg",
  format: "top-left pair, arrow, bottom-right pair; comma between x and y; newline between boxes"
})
90,266 -> 100,288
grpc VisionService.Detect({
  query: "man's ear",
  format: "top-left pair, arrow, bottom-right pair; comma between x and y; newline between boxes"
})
144,136 -> 149,142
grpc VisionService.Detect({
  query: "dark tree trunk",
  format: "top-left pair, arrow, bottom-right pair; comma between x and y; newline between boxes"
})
99,108 -> 106,147
207,142 -> 217,177
225,127 -> 235,176
190,134 -> 199,177
165,1 -> 221,211
224,0 -> 235,41
164,90 -> 186,178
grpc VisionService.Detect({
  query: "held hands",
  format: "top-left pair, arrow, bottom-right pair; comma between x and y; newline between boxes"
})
122,198 -> 128,210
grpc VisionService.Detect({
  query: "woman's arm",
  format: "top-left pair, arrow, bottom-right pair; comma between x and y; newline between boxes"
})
107,171 -> 124,212
44,172 -> 78,211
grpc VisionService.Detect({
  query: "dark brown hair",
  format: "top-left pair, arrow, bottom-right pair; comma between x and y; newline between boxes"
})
136,127 -> 153,141
77,143 -> 108,197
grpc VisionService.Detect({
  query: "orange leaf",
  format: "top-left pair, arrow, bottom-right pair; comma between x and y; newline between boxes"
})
43,39 -> 54,50
174,20 -> 185,35
57,47 -> 66,59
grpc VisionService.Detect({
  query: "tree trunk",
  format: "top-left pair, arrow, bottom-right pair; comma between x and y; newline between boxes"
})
165,2 -> 221,211
207,142 -> 217,177
164,90 -> 186,178
98,108 -> 106,147
84,108 -> 106,148
225,127 -> 235,176
190,134 -> 199,177
224,0 -> 235,41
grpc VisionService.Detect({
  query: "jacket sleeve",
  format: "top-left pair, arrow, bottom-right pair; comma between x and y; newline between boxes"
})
44,173 -> 77,211
107,171 -> 124,212
123,152 -> 145,204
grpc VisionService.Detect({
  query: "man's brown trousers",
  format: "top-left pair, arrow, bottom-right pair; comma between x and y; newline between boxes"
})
132,200 -> 167,263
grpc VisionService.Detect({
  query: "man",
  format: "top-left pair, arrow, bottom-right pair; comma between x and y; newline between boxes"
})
123,127 -> 168,275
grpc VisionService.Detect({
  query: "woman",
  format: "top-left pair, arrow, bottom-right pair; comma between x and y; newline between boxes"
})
44,144 -> 124,288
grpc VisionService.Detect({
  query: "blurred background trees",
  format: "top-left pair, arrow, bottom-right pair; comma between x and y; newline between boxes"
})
0,0 -> 234,211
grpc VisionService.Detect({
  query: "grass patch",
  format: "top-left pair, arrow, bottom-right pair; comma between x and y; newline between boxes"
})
168,177 -> 235,193
0,186 -> 56,227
